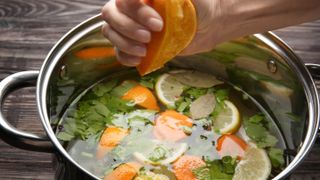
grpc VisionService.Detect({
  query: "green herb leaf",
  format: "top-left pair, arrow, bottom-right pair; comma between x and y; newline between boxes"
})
139,75 -> 157,89
148,146 -> 168,162
243,114 -> 278,148
248,114 -> 265,123
184,87 -> 208,100
268,148 -> 285,168
57,132 -> 74,141
111,80 -> 137,97
210,89 -> 229,120
92,79 -> 118,97
214,89 -> 229,103
192,157 -> 237,180
100,95 -> 134,113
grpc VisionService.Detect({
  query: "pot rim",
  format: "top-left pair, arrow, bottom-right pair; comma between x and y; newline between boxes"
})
36,14 -> 320,180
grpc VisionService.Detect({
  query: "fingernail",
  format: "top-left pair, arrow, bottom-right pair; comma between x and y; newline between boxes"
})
136,29 -> 151,43
130,58 -> 142,66
120,58 -> 141,67
133,46 -> 147,56
147,18 -> 163,32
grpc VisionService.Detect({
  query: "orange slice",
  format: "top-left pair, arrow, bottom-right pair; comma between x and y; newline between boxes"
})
172,155 -> 205,180
104,162 -> 141,180
153,110 -> 193,141
137,0 -> 197,75
96,126 -> 128,159
122,85 -> 160,111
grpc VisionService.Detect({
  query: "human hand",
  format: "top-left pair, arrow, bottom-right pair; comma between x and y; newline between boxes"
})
101,0 -> 226,66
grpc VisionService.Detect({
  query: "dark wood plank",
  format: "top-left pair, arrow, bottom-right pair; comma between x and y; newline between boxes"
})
0,0 -> 319,179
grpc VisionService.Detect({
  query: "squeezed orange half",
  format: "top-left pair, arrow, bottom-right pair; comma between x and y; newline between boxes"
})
137,0 -> 197,75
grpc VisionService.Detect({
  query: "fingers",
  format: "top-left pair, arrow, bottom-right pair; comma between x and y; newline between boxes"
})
101,0 -> 164,67
101,1 -> 151,43
115,48 -> 142,67
102,23 -> 146,57
116,0 -> 163,32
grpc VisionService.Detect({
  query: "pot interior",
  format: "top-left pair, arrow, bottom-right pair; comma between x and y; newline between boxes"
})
43,15 -> 315,179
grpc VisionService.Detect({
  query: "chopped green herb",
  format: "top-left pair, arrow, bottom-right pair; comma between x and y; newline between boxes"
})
210,88 -> 229,120
214,89 -> 229,103
184,87 -> 209,99
92,79 -> 118,97
192,156 -> 237,180
57,131 -> 74,141
148,146 -> 169,162
243,114 -> 278,148
111,80 -> 137,97
268,148 -> 285,168
139,76 -> 155,89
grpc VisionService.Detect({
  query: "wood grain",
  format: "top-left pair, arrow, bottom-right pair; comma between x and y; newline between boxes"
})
0,0 -> 319,179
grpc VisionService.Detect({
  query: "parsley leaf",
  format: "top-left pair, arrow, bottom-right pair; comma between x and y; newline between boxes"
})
184,87 -> 209,99
268,148 -> 285,168
92,79 -> 118,97
192,156 -> 237,180
210,89 -> 229,119
243,114 -> 278,148
214,89 -> 229,103
111,80 -> 137,97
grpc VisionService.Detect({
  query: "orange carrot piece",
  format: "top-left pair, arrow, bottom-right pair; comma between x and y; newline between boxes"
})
96,127 -> 128,159
104,162 -> 141,180
216,134 -> 248,159
173,155 -> 205,180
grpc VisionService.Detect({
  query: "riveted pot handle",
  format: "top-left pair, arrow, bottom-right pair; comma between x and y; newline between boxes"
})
0,71 -> 54,153
305,63 -> 320,81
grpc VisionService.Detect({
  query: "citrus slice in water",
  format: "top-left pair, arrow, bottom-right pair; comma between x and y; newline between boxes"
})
133,142 -> 188,165
233,147 -> 271,180
213,100 -> 241,134
155,73 -> 185,108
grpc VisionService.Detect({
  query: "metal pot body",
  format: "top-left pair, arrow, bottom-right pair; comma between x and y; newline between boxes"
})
0,15 -> 319,180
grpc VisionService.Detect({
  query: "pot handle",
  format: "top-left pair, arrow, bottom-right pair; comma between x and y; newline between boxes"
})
305,63 -> 320,80
0,71 -> 54,152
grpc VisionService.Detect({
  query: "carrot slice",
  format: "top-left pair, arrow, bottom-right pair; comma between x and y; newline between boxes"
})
122,85 -> 160,111
96,126 -> 128,159
74,47 -> 115,59
137,0 -> 197,75
153,110 -> 193,141
173,155 -> 205,180
104,162 -> 141,180
216,134 -> 248,159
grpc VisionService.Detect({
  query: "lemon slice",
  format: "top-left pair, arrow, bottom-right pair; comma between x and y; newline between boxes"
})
233,147 -> 271,180
213,100 -> 241,134
155,73 -> 185,108
133,143 -> 188,165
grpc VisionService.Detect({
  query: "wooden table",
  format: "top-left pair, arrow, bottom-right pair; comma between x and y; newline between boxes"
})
0,0 -> 319,179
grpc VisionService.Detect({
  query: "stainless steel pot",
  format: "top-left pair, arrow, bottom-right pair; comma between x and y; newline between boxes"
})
0,14 -> 319,180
